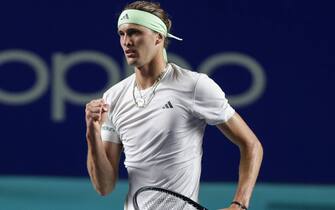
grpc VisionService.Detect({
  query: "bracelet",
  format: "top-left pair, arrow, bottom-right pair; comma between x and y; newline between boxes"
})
231,201 -> 248,210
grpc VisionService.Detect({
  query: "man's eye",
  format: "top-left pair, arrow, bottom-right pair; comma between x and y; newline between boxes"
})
129,30 -> 141,36
118,31 -> 125,36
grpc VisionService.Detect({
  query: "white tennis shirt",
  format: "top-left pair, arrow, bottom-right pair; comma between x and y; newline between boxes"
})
101,63 -> 235,210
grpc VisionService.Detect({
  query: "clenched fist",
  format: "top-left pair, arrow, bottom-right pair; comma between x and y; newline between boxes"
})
85,99 -> 109,129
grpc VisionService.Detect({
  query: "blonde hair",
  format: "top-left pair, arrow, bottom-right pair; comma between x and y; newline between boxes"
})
124,1 -> 172,48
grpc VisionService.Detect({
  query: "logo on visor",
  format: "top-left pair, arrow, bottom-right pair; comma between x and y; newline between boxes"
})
120,13 -> 129,21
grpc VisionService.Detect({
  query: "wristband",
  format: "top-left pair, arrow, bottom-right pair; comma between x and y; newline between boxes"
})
231,201 -> 248,210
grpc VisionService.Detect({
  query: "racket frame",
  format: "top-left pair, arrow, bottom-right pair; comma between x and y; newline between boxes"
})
133,186 -> 208,210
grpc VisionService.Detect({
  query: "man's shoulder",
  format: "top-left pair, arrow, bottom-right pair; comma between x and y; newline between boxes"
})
169,63 -> 203,80
103,74 -> 134,100
169,63 -> 206,86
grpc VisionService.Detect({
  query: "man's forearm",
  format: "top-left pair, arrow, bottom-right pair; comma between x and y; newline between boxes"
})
86,128 -> 117,196
232,140 -> 263,208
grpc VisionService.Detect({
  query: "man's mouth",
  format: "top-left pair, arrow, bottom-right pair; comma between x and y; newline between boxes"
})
125,49 -> 137,57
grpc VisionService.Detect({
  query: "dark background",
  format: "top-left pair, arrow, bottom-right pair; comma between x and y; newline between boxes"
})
1,0 -> 334,184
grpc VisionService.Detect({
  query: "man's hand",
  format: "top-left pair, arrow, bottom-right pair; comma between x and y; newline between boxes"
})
218,205 -> 244,210
218,201 -> 248,210
85,99 -> 109,130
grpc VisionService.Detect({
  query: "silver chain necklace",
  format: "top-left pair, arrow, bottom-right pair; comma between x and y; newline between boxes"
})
133,68 -> 168,108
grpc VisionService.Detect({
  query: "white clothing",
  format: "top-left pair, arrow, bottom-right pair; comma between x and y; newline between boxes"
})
101,63 -> 235,210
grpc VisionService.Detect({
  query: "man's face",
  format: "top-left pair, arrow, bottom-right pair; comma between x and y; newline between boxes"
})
118,23 -> 161,67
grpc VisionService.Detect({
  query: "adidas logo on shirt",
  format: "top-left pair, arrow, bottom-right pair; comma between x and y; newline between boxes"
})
162,101 -> 174,109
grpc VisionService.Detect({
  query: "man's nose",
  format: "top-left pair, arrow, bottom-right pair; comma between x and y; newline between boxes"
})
122,35 -> 132,47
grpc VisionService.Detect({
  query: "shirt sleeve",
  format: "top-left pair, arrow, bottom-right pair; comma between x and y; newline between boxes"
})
101,120 -> 121,144
100,93 -> 121,144
191,74 -> 235,125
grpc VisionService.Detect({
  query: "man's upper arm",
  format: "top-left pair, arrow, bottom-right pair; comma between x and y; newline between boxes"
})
216,112 -> 260,147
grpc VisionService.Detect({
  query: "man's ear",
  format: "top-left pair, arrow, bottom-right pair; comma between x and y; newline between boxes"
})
155,33 -> 164,45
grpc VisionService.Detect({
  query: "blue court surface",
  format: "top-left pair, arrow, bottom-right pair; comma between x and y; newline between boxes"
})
0,176 -> 334,210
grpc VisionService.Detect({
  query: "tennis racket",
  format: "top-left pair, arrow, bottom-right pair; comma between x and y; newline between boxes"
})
133,186 -> 208,210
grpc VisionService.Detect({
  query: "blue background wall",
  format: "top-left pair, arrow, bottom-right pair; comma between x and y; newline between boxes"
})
1,0 -> 334,186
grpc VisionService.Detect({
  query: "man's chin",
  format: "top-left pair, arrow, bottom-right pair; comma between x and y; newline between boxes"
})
126,59 -> 142,67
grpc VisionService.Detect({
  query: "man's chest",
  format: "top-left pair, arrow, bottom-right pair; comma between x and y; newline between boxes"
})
112,91 -> 194,143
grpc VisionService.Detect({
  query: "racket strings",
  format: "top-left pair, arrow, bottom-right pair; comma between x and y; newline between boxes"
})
136,190 -> 196,210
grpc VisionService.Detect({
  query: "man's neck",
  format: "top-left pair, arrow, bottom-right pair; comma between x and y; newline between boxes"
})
135,58 -> 167,90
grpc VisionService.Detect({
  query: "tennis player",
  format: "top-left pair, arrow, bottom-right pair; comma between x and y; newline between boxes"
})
85,1 -> 263,210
